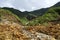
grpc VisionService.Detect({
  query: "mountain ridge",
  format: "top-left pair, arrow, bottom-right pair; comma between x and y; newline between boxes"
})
0,2 -> 60,25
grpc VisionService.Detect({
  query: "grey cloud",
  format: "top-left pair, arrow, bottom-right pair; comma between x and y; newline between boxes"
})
0,0 -> 60,11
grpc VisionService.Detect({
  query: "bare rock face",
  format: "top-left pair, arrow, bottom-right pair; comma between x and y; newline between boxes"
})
0,21 -> 56,40
22,30 -> 56,40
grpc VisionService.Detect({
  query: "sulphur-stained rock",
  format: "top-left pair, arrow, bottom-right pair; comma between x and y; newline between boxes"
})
35,32 -> 56,40
22,30 -> 56,40
0,21 -> 56,40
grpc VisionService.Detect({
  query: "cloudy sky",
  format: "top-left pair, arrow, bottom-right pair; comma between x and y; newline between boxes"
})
0,0 -> 60,11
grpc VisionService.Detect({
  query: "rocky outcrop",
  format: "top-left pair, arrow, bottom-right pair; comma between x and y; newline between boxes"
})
0,21 -> 56,40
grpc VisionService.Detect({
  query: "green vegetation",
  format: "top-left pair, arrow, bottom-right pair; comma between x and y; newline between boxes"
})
28,7 -> 60,26
19,17 -> 29,25
0,8 -> 29,25
0,9 -> 21,22
0,6 -> 60,26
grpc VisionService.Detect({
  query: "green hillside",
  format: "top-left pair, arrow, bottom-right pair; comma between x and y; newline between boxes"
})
1,7 -> 49,25
0,1 -> 60,26
1,7 -> 60,26
0,9 -> 21,23
28,7 -> 60,26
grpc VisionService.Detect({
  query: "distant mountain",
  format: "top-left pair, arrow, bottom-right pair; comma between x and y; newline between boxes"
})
2,7 -> 24,17
53,2 -> 60,7
1,7 -> 48,20
1,2 -> 60,20
0,2 -> 60,25
29,8 -> 49,16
